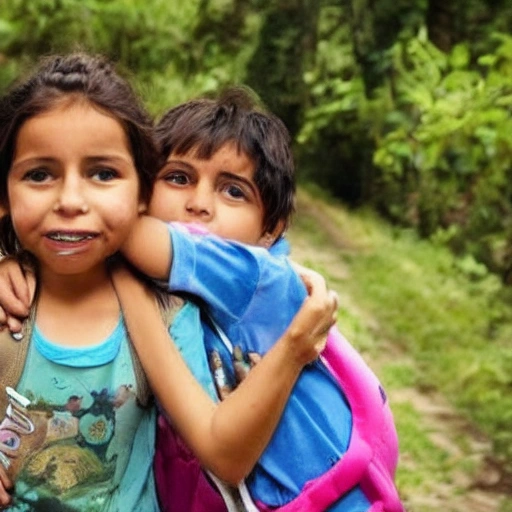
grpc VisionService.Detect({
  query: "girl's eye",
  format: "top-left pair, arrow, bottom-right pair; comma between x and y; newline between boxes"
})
23,168 -> 50,183
92,168 -> 118,181
164,171 -> 190,186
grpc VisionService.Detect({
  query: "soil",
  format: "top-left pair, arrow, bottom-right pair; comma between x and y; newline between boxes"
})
287,191 -> 512,512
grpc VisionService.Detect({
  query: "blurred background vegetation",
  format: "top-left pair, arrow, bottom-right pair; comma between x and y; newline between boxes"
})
2,0 -> 512,283
1,0 -> 512,507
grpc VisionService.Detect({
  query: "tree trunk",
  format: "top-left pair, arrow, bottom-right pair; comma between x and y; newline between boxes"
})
426,0 -> 456,52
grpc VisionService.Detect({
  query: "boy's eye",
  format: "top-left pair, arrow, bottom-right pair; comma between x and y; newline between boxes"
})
223,183 -> 247,200
23,168 -> 51,183
92,168 -> 118,181
164,171 -> 190,186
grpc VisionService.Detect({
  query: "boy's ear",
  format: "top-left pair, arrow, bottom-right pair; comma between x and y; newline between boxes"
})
137,201 -> 148,214
257,220 -> 286,249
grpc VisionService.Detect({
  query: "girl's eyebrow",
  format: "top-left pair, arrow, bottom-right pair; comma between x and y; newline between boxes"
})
85,155 -> 134,165
11,154 -> 132,170
11,157 -> 54,171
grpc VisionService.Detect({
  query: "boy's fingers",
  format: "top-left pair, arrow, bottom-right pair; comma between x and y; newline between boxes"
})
11,264 -> 31,308
0,309 -> 23,335
7,315 -> 23,334
0,493 -> 11,509
0,257 -> 33,317
26,271 -> 37,305
329,290 -> 339,320
0,285 -> 28,319
291,262 -> 328,295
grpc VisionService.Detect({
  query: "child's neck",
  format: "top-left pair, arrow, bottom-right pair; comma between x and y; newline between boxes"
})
36,264 -> 120,347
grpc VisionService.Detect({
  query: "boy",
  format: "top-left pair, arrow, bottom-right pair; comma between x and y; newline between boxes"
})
120,89 -> 403,511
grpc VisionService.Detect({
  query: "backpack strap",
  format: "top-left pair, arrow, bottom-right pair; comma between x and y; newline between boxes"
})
0,294 -> 185,411
199,314 -> 255,512
125,293 -> 185,408
0,311 -> 34,416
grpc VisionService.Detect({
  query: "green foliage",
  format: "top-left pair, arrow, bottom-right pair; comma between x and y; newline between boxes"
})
0,0 -> 197,93
0,0 -> 260,112
296,5 -> 373,205
293,3 -> 512,282
4,1 -> 512,283
372,31 -> 512,279
245,0 -> 320,136
290,186 -> 512,483
347,214 -> 512,469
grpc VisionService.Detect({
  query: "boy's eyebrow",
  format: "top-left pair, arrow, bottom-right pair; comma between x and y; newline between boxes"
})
218,171 -> 257,190
162,159 -> 195,171
162,159 -> 258,192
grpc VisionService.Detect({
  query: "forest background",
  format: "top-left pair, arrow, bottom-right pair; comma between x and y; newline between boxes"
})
0,1 -> 511,510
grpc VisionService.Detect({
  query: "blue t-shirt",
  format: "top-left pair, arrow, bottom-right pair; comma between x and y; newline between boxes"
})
168,226 -> 370,510
2,300 -> 208,512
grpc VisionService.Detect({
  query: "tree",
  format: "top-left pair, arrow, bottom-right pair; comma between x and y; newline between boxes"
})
245,0 -> 320,136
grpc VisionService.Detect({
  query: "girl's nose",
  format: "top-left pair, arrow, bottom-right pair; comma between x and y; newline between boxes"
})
53,175 -> 89,215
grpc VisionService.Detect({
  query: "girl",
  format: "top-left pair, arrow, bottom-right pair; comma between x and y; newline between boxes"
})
0,54 -> 336,511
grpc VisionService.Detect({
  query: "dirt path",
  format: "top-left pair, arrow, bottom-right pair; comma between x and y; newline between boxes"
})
287,191 -> 511,512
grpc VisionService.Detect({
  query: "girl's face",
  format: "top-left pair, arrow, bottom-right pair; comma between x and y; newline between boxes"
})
7,101 -> 145,278
149,142 -> 270,246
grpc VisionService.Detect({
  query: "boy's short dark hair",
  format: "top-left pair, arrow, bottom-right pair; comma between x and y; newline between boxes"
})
155,87 -> 295,235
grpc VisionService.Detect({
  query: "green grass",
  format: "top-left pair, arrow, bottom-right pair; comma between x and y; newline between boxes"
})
288,185 -> 512,507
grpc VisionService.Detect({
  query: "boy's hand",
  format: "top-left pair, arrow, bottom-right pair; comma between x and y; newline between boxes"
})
0,257 -> 36,333
286,264 -> 338,366
215,265 -> 338,399
0,464 -> 13,508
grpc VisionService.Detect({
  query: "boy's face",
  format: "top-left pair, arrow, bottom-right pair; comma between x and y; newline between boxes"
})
149,142 -> 271,246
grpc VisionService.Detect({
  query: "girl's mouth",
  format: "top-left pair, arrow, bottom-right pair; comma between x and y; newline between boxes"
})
47,232 -> 96,243
45,231 -> 98,255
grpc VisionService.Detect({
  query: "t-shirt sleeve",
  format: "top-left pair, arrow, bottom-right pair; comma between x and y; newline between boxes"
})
167,224 -> 261,320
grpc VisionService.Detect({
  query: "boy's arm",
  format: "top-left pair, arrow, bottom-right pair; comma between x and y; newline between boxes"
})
112,266 -> 337,485
121,215 -> 172,280
125,217 -> 303,325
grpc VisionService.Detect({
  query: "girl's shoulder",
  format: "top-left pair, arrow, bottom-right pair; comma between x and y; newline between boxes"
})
159,292 -> 205,339
158,292 -> 188,325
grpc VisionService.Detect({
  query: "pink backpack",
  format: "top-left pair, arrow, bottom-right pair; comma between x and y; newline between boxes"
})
154,413 -> 229,512
155,326 -> 403,512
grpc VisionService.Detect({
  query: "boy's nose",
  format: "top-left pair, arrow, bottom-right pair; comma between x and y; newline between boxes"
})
185,188 -> 213,218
